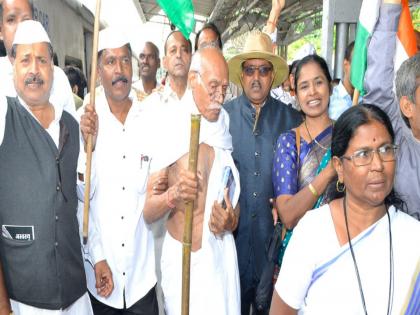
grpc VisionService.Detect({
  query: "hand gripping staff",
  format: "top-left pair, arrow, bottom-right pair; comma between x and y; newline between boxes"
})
83,0 -> 101,245
181,114 -> 201,315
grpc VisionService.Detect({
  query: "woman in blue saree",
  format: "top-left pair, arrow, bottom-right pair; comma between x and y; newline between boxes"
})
272,54 -> 336,232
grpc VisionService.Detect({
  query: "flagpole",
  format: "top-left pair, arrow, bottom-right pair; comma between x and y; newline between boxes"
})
83,0 -> 101,245
181,114 -> 201,315
352,89 -> 360,105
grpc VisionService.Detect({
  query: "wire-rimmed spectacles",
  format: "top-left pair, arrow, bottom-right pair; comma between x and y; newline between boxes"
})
340,144 -> 398,166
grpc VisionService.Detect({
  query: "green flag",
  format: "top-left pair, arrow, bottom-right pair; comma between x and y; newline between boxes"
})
157,0 -> 195,39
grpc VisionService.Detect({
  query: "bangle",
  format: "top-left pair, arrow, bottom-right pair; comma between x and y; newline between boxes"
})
308,183 -> 319,197
166,189 -> 176,209
267,20 -> 277,25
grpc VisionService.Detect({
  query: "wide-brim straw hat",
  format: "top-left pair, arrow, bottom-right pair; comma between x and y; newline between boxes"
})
228,31 -> 288,87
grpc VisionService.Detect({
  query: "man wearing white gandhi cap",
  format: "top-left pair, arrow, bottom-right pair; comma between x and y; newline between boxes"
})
0,20 -> 93,315
79,26 -> 159,314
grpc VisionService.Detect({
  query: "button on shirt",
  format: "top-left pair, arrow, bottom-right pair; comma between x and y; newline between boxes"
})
224,94 -> 302,278
0,56 -> 77,119
80,93 -> 156,309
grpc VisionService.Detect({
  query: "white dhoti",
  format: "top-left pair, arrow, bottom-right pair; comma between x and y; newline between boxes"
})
160,148 -> 241,315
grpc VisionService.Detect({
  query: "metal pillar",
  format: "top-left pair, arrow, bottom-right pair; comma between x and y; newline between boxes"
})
348,23 -> 357,43
334,22 -> 349,80
321,0 -> 334,76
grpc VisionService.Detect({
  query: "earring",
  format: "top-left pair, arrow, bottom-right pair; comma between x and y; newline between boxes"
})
336,180 -> 345,193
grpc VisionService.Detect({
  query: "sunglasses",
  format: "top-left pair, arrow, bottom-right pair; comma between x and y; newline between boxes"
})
242,65 -> 273,77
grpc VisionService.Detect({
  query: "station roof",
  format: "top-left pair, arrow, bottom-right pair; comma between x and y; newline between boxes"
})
137,0 -> 419,45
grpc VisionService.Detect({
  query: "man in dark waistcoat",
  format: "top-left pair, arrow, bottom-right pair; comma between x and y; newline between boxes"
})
0,20 -> 92,314
224,31 -> 302,315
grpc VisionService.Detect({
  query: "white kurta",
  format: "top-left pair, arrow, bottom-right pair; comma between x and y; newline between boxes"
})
276,204 -> 420,315
79,93 -> 156,309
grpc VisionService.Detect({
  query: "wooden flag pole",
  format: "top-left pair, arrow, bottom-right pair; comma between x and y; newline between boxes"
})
352,89 -> 360,106
181,114 -> 201,315
83,0 -> 102,245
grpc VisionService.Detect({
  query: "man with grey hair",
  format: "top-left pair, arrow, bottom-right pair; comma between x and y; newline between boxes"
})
142,46 -> 241,315
364,0 -> 420,220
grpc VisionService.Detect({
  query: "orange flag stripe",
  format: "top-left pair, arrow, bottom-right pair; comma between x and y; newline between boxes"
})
397,0 -> 418,57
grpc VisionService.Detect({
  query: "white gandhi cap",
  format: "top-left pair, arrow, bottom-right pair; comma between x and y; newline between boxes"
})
12,20 -> 51,46
98,27 -> 129,52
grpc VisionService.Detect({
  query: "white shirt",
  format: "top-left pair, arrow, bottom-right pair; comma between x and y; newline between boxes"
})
80,92 -> 156,309
0,56 -> 77,119
0,95 -> 63,147
132,78 -> 161,93
144,80 -> 188,108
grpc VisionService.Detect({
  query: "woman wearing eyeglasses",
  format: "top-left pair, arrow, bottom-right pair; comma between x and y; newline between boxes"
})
270,104 -> 420,314
272,55 -> 336,234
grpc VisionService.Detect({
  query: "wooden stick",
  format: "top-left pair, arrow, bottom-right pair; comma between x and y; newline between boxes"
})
181,114 -> 201,315
352,89 -> 360,106
83,0 -> 102,245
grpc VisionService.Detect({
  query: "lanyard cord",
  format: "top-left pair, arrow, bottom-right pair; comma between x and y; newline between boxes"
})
343,196 -> 394,315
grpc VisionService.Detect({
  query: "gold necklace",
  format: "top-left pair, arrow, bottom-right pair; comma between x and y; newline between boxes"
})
303,119 -> 330,151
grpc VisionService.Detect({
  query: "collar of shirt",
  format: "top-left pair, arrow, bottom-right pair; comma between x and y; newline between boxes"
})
160,80 -> 186,104
240,93 -> 268,112
336,80 -> 351,100
132,78 -> 161,93
18,96 -> 62,148
95,88 -> 142,120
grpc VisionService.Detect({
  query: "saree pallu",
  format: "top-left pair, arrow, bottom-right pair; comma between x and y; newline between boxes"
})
276,205 -> 420,314
277,126 -> 332,267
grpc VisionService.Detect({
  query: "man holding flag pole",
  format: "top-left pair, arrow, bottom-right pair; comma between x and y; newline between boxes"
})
363,0 -> 420,221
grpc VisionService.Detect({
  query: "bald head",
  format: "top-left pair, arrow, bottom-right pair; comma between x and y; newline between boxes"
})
189,47 -> 228,122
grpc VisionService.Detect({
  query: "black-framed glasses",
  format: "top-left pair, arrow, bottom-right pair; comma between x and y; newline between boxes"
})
341,144 -> 398,167
242,65 -> 273,77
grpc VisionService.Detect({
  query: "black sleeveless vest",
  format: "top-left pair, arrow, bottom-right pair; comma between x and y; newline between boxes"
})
0,97 -> 86,309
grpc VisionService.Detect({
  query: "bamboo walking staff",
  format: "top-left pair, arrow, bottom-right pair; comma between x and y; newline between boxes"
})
352,89 -> 360,106
181,114 -> 201,315
83,0 -> 102,245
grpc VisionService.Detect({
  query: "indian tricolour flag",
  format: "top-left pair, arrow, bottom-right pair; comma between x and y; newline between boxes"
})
157,0 -> 195,39
351,0 -> 418,96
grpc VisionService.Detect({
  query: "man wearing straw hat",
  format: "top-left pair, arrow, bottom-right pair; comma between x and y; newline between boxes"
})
79,27 -> 158,314
0,20 -> 92,314
224,30 -> 301,314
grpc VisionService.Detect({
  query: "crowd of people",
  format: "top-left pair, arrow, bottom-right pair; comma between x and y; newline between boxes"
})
0,0 -> 419,314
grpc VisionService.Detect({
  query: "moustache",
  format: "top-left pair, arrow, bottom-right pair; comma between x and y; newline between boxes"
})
251,80 -> 261,89
112,76 -> 128,85
208,103 -> 222,110
24,74 -> 44,86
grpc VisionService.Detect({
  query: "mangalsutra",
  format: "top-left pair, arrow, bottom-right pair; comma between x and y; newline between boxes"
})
343,196 -> 394,315
303,119 -> 329,151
